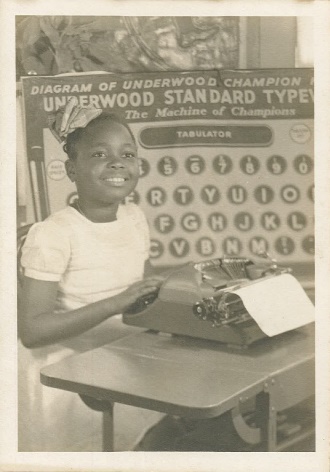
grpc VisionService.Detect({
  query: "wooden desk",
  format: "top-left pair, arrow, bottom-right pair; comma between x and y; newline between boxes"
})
41,324 -> 315,452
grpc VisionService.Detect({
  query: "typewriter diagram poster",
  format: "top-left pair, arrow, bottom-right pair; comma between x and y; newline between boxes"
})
22,69 -> 314,266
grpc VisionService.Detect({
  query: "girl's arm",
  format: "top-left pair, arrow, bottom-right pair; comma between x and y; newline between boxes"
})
19,275 -> 163,349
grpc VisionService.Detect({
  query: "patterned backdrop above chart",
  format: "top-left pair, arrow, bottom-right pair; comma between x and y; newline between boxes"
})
16,16 -> 239,78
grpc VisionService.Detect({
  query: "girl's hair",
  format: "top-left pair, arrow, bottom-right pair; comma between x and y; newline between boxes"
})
63,112 -> 136,160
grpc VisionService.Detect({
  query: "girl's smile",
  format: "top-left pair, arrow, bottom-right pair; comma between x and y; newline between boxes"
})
100,170 -> 131,188
101,177 -> 128,186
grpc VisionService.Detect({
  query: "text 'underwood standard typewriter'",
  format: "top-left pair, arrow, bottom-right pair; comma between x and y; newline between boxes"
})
123,256 -> 314,347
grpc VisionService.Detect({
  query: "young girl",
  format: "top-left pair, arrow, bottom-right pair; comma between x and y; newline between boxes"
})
18,97 -> 165,451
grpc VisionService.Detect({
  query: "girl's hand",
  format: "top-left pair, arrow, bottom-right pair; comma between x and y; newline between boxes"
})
20,275 -> 164,348
112,276 -> 164,314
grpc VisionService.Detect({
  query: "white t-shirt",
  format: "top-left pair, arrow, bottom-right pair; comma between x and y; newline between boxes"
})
21,203 -> 150,312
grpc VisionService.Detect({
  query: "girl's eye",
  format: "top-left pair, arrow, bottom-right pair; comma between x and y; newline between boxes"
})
92,152 -> 107,159
123,152 -> 136,159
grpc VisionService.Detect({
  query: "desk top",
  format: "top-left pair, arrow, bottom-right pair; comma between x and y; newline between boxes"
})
41,325 -> 314,419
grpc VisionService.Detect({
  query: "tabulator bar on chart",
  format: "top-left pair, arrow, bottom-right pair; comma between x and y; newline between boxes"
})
139,125 -> 273,148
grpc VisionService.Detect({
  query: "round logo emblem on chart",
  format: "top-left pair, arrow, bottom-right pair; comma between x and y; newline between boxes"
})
47,160 -> 66,181
289,124 -> 311,144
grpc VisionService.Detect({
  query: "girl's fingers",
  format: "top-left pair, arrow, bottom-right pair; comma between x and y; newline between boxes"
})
139,285 -> 159,295
144,276 -> 164,286
132,279 -> 162,291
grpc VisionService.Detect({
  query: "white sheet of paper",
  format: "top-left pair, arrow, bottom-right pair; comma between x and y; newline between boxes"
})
233,273 -> 315,337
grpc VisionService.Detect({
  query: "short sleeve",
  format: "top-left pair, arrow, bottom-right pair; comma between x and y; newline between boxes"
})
128,204 -> 150,260
21,219 -> 71,281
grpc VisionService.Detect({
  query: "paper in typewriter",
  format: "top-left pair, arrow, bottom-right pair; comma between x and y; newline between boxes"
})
233,274 -> 315,336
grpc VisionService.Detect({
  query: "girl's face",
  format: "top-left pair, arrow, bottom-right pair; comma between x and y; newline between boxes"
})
66,120 -> 139,206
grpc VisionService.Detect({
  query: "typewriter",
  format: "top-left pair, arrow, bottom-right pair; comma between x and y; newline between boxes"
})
123,255 -> 315,348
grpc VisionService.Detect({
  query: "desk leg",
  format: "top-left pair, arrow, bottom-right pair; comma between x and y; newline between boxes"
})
255,392 -> 277,451
79,394 -> 115,452
103,404 -> 114,452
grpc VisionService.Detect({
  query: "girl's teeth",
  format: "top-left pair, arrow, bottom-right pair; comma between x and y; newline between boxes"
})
106,178 -> 125,181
